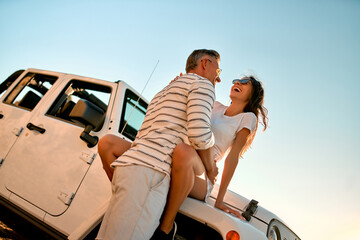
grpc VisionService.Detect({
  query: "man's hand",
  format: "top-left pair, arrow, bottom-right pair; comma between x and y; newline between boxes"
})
207,163 -> 218,185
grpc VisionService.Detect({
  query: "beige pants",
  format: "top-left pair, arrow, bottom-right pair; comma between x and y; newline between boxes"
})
96,165 -> 169,240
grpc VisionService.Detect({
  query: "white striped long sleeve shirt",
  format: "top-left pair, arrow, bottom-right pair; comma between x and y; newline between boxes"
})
112,73 -> 215,176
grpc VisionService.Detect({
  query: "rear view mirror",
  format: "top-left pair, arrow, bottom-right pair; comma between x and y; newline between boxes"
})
69,100 -> 105,148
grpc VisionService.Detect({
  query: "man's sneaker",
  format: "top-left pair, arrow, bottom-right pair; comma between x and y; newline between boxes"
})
150,222 -> 177,240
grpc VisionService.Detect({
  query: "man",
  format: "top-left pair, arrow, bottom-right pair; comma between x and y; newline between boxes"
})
96,49 -> 221,240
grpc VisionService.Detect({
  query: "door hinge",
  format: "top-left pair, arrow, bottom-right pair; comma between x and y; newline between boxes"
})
80,151 -> 97,165
242,199 -> 259,221
0,158 -> 4,167
58,190 -> 75,206
12,127 -> 24,137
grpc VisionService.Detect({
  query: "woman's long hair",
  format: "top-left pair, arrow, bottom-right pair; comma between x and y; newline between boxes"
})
240,75 -> 268,156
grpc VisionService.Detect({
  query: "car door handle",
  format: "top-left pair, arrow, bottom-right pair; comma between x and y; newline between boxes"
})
26,123 -> 46,134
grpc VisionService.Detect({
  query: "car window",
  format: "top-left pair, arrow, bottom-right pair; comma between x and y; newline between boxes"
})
119,89 -> 147,141
4,72 -> 57,110
46,80 -> 112,131
0,70 -> 25,99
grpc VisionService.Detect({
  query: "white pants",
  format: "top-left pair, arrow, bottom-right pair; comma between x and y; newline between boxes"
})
205,177 -> 214,202
96,165 -> 169,240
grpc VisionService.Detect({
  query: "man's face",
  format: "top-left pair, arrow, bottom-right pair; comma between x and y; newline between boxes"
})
202,56 -> 221,86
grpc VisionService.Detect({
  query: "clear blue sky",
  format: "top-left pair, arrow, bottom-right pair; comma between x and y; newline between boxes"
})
1,1 -> 359,239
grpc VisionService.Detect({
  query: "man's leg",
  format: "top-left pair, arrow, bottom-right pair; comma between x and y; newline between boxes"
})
97,165 -> 169,240
98,134 -> 131,181
158,143 -> 207,234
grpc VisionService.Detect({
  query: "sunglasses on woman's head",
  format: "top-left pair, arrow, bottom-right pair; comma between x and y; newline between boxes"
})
232,78 -> 251,84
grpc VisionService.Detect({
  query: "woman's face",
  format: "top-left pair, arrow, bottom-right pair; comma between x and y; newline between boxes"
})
230,78 -> 253,103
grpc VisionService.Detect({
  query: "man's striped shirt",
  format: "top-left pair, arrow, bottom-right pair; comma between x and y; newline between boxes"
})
112,73 -> 215,176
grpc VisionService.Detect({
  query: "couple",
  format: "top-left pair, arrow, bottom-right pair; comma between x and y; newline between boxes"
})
96,49 -> 268,240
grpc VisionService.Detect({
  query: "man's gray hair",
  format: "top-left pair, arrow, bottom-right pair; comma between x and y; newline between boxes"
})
186,49 -> 220,73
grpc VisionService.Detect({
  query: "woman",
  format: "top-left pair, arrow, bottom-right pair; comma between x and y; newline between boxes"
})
99,75 -> 268,239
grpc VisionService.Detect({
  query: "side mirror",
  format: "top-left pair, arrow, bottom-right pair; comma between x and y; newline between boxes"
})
69,100 -> 105,148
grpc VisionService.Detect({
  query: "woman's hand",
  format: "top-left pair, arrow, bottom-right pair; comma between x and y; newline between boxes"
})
215,201 -> 245,220
170,72 -> 183,84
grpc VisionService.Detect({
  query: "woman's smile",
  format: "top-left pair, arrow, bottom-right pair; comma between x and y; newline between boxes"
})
232,85 -> 241,93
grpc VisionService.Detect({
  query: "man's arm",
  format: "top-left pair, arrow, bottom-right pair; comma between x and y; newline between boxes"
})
186,79 -> 215,150
186,78 -> 217,181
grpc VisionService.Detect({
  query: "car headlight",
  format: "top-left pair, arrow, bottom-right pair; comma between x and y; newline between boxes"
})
268,226 -> 279,240
267,219 -> 300,240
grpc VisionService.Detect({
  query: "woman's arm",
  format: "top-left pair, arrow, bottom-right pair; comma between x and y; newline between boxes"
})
214,128 -> 250,219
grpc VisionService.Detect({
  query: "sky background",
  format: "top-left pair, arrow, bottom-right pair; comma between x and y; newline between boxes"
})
0,0 -> 359,239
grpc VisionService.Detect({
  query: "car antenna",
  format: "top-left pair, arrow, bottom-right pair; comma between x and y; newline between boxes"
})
120,60 -> 159,135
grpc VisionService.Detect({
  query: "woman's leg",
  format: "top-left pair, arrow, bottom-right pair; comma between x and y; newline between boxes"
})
98,134 -> 132,181
158,143 -> 208,234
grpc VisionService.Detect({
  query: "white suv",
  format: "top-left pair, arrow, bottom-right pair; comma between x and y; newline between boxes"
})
0,68 -> 300,240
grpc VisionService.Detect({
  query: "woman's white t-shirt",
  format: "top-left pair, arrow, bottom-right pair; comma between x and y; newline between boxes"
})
210,101 -> 257,162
